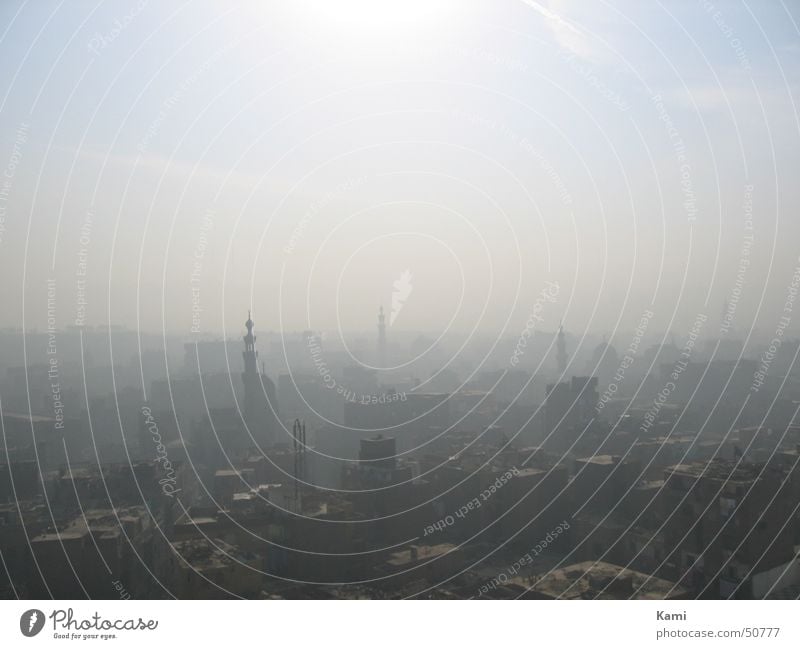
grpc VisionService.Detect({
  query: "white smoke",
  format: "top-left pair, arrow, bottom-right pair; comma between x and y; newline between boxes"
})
390,269 -> 413,326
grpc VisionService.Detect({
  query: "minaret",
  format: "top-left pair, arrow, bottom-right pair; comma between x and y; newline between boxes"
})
242,311 -> 260,430
556,322 -> 567,375
240,311 -> 278,447
377,305 -> 387,367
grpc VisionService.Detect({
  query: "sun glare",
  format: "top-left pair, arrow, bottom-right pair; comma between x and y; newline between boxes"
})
293,0 -> 451,40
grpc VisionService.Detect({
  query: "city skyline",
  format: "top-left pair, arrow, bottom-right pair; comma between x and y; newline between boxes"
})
2,0 -> 800,619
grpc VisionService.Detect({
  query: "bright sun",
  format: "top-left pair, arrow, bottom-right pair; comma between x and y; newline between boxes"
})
291,0 -> 452,40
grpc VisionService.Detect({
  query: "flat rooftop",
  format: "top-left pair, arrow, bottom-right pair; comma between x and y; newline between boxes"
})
533,561 -> 689,600
667,459 -> 762,483
387,543 -> 455,568
576,455 -> 617,466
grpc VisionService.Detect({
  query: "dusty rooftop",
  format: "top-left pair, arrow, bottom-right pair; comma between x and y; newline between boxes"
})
533,561 -> 689,600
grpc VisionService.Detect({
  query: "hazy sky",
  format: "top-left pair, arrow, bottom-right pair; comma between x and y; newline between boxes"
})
1,0 -> 798,345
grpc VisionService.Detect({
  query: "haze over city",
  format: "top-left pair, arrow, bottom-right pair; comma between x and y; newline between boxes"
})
2,0 -> 800,618
1,0 -> 798,339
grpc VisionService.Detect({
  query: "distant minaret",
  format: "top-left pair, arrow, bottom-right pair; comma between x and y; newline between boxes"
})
377,305 -> 387,367
242,311 -> 260,428
556,322 -> 567,374
241,311 -> 278,447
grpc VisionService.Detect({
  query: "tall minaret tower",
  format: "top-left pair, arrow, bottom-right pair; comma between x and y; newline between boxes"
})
556,322 -> 568,375
242,311 -> 260,429
240,311 -> 278,447
377,305 -> 387,367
